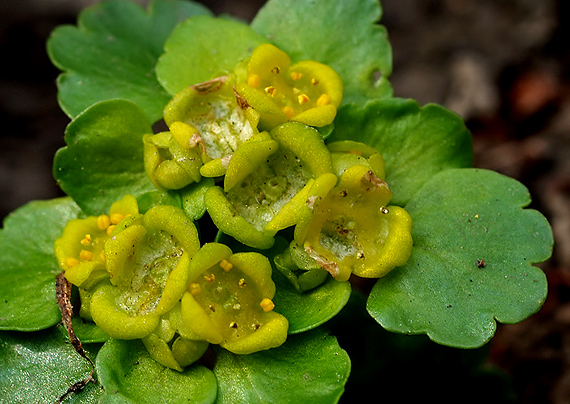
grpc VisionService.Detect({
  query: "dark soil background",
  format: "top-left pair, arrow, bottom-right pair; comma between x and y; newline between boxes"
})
1,0 -> 569,403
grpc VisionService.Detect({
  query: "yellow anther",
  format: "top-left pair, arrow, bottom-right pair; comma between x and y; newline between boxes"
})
282,105 -> 295,119
260,298 -> 275,312
265,86 -> 277,97
316,93 -> 331,106
97,214 -> 111,230
65,257 -> 79,268
80,234 -> 92,246
219,259 -> 233,272
298,94 -> 310,105
79,250 -> 94,261
238,278 -> 247,288
204,274 -> 215,283
271,66 -> 280,74
110,213 -> 124,225
311,78 -> 319,86
248,74 -> 260,88
106,225 -> 116,236
99,251 -> 106,262
189,283 -> 201,296
290,71 -> 302,81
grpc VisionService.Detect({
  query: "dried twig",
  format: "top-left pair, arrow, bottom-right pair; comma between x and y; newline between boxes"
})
54,271 -> 96,403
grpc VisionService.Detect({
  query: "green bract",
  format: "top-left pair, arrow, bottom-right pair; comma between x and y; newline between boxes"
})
0,0 -> 554,402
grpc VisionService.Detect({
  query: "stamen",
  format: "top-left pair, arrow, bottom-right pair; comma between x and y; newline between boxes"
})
380,207 -> 389,214
248,74 -> 260,88
106,225 -> 116,236
97,214 -> 111,230
189,283 -> 201,296
316,93 -> 330,106
204,274 -> 216,283
80,234 -> 92,246
65,257 -> 79,268
79,250 -> 93,261
271,66 -> 280,74
229,321 -> 238,329
298,94 -> 310,105
311,78 -> 319,85
238,278 -> 247,288
290,72 -> 302,81
265,86 -> 277,97
110,213 -> 124,225
260,298 -> 275,312
219,259 -> 233,272
282,105 -> 295,119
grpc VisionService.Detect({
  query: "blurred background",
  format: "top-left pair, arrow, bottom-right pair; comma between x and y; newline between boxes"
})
0,0 -> 568,402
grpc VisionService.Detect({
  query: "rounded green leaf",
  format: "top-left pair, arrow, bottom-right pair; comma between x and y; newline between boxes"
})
273,271 -> 351,334
367,168 -> 552,348
0,328 -> 102,403
328,98 -> 474,206
0,197 -> 81,331
47,0 -> 211,122
54,100 -> 155,216
156,16 -> 267,95
96,338 -> 217,404
213,328 -> 350,404
252,0 -> 393,104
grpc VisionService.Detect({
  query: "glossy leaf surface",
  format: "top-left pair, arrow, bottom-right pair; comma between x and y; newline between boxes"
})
156,16 -> 267,95
54,100 -> 155,216
0,198 -> 80,331
47,0 -> 211,123
273,271 -> 352,334
214,328 -> 350,404
367,169 -> 552,348
328,98 -> 473,206
0,328 -> 102,403
96,338 -> 217,404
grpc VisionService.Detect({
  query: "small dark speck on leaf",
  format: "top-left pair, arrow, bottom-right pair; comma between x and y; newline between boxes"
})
370,69 -> 383,86
477,259 -> 486,268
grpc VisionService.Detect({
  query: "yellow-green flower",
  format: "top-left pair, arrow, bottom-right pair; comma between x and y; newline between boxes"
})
88,204 -> 200,340
180,243 -> 288,354
295,144 -> 413,281
143,130 -> 202,190
54,194 -> 139,290
204,122 -> 334,249
235,43 -> 343,129
163,76 -> 261,179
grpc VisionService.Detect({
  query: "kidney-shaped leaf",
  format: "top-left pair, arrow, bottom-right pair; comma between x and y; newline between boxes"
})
47,0 -> 211,123
252,0 -> 393,104
156,16 -> 267,95
214,328 -> 350,404
367,168 -> 552,348
96,338 -> 217,404
0,198 -> 80,331
328,98 -> 474,206
54,99 -> 155,216
0,328 -> 102,403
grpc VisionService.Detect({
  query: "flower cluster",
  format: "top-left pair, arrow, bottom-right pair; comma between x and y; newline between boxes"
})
55,43 -> 413,370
